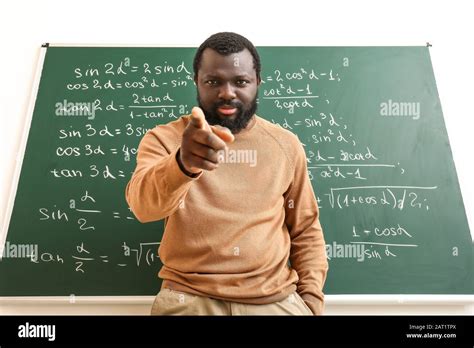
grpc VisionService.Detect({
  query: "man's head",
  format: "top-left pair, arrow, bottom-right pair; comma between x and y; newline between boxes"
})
193,32 -> 261,134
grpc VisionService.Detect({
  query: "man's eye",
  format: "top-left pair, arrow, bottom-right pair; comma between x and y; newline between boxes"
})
205,80 -> 218,86
236,80 -> 249,86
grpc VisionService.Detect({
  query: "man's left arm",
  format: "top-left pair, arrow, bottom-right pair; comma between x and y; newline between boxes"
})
284,138 -> 329,315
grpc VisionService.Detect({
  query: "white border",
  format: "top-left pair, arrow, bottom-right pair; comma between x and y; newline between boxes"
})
0,47 -> 47,259
0,44 -> 471,305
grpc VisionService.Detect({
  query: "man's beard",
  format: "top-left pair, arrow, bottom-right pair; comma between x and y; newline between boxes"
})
197,91 -> 258,134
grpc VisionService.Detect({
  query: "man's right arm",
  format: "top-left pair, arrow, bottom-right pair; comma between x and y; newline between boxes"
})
125,131 -> 201,223
126,107 -> 234,223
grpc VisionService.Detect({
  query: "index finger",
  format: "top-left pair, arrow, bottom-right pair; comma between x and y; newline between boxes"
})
190,107 -> 211,131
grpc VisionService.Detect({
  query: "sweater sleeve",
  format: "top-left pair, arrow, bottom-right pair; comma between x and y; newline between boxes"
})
284,138 -> 329,315
125,129 -> 201,223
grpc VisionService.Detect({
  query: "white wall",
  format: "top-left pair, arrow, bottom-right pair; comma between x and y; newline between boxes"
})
0,0 -> 473,315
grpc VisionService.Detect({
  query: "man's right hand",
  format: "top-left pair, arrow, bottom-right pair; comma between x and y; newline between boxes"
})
179,107 -> 234,174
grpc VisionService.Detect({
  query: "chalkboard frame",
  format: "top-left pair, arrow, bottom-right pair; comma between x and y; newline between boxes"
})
1,44 -> 473,306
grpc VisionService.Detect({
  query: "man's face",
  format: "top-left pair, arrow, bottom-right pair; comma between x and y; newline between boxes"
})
195,48 -> 260,133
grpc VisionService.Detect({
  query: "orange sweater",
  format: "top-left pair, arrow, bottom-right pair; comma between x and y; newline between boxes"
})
125,115 -> 328,314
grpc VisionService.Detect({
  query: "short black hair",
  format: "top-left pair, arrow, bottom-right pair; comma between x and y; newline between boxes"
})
193,32 -> 261,80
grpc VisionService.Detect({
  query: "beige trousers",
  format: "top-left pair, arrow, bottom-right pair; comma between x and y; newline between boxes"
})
150,288 -> 313,315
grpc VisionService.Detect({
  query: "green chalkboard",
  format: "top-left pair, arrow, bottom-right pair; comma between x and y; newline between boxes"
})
0,46 -> 472,297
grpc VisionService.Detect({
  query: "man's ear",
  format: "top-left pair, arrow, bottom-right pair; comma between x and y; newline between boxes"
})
194,74 -> 198,85
257,76 -> 262,86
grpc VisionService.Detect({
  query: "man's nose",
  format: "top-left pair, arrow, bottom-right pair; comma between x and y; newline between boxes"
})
218,82 -> 236,101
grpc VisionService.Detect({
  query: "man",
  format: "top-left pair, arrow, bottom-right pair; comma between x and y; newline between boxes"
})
126,32 -> 328,315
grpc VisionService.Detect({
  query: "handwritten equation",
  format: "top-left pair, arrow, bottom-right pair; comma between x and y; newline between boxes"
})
30,240 -> 160,274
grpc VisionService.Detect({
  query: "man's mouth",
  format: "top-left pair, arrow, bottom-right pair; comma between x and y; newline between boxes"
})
217,106 -> 238,117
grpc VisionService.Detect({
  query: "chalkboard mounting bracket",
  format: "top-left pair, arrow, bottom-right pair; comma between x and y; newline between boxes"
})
426,42 -> 432,47
41,43 -> 49,48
